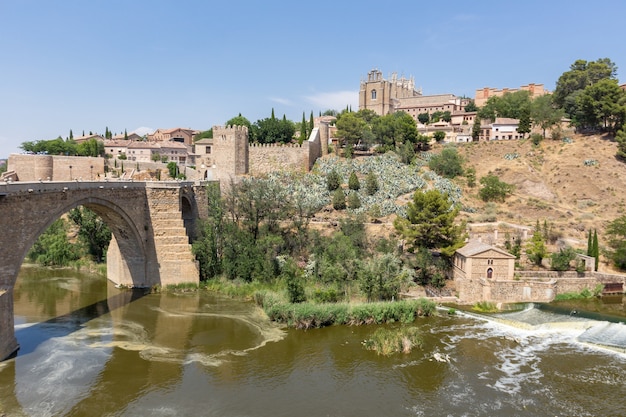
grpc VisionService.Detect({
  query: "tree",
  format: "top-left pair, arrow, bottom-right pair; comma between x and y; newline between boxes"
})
526,229 -> 548,266
553,58 -> 618,110
517,108 -> 531,138
433,131 -> 446,142
332,188 -> 346,210
393,189 -> 465,257
68,207 -> 112,262
27,218 -> 80,266
347,192 -> 361,209
252,113 -> 295,144
606,215 -> 626,269
479,174 -> 514,202
616,128 -> 626,160
348,171 -> 360,190
464,100 -> 478,112
465,167 -> 476,188
417,113 -> 430,124
335,111 -> 370,148
326,169 -> 341,191
428,147 -> 464,178
592,229 -> 599,271
551,247 -> 577,271
365,171 -> 379,195
575,79 -> 626,133
471,117 -> 481,141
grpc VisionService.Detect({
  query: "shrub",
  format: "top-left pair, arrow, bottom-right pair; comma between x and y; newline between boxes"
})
347,192 -> 361,209
332,188 -> 346,210
479,174 -> 514,202
326,169 -> 341,191
365,170 -> 379,195
348,171 -> 360,190
428,147 -> 464,179
362,326 -> 423,356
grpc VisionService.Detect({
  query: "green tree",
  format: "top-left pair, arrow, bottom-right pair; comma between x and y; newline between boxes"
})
27,218 -> 80,266
606,216 -> 626,269
393,189 -> 465,257
192,183 -> 225,280
592,229 -> 599,271
433,131 -> 446,142
465,167 -> 476,187
517,108 -> 531,138
471,117 -> 481,141
553,58 -> 618,111
616,128 -> 626,160
417,113 -> 430,124
326,169 -> 341,191
575,78 -> 626,133
252,113 -> 295,144
68,207 -> 112,262
347,192 -> 361,209
348,171 -> 360,191
464,100 -> 478,112
550,247 -> 576,271
336,111 -> 370,148
365,171 -> 379,195
526,229 -> 548,266
479,174 -> 514,202
332,188 -> 346,210
428,147 -> 464,178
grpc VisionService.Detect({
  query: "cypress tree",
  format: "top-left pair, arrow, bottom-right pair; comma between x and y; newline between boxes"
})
348,171 -> 360,190
592,229 -> 599,271
301,112 -> 307,140
309,111 -> 314,133
124,129 -> 128,140
587,230 -> 593,256
271,108 -> 275,120
69,129 -> 73,140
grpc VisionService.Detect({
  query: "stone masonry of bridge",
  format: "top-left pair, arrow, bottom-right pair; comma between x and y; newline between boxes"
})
0,180 -> 210,361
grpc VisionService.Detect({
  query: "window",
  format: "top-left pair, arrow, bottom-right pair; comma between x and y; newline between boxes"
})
371,90 -> 377,100
487,268 -> 493,279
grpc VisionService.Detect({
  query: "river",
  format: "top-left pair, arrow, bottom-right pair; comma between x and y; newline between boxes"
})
1,266 -> 625,417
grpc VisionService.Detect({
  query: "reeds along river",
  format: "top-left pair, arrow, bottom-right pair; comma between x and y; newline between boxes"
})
1,267 -> 625,417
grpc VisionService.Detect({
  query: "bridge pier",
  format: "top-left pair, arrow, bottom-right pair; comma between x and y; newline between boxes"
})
0,288 -> 19,360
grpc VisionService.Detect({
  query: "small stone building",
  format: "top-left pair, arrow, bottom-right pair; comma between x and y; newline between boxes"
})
453,240 -> 516,302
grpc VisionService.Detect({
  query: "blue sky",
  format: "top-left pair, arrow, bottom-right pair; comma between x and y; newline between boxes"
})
1,0 -> 625,157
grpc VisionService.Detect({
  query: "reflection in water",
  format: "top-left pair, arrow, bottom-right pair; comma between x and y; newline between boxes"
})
1,268 -> 626,417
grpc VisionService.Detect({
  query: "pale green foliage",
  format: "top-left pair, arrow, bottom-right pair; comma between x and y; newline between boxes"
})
526,230 -> 548,266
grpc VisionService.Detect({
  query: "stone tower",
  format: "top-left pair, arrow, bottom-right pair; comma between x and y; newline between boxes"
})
212,125 -> 249,177
358,69 -> 421,116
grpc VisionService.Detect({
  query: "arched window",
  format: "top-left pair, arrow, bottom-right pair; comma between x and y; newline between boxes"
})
487,268 -> 493,279
371,90 -> 377,100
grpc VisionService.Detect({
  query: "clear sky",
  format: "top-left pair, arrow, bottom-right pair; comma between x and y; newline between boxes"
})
1,0 -> 625,157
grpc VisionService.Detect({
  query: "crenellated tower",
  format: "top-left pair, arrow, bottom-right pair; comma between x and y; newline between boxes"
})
212,125 -> 249,176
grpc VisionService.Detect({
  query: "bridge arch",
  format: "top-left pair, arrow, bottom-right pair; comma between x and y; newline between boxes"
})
1,181 -> 209,361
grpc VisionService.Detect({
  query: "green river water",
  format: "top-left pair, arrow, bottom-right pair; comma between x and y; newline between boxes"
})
1,266 -> 625,417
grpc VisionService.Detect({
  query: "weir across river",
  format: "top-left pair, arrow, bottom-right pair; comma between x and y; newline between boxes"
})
0,180 -> 211,361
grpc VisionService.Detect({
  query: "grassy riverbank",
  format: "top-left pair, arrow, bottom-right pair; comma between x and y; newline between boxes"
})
162,278 -> 437,329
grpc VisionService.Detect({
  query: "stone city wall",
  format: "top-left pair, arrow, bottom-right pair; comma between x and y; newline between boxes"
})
248,142 -> 311,175
7,154 -> 105,181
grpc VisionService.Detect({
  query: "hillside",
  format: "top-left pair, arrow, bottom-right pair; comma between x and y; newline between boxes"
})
451,133 -> 626,254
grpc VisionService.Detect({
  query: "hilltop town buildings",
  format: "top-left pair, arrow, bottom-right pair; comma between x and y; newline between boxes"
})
358,68 -> 550,143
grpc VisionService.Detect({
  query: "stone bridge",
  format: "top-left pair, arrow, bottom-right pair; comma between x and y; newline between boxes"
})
0,180 -> 211,361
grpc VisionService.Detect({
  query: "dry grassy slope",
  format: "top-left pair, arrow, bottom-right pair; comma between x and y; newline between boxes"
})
453,133 -> 626,249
